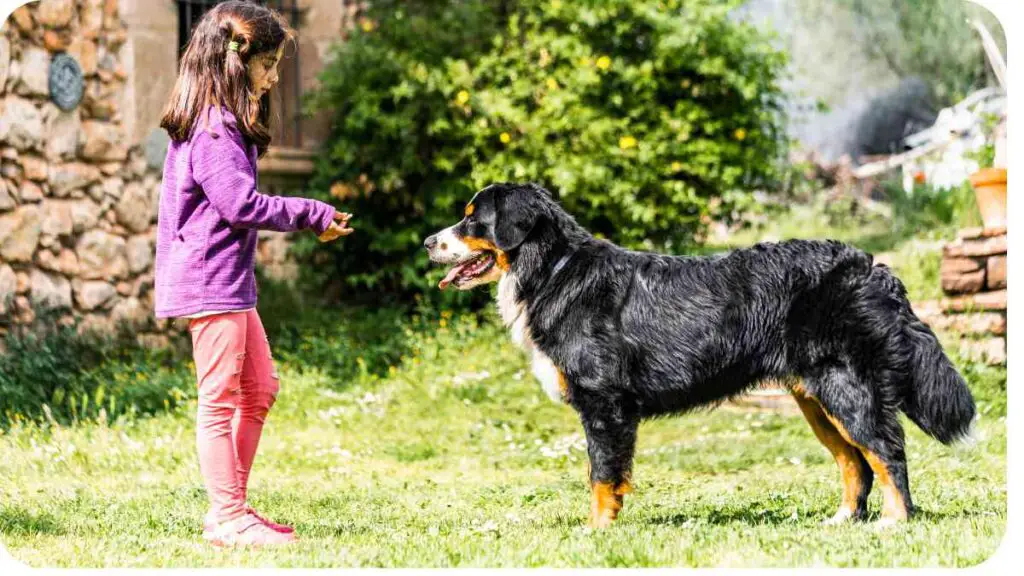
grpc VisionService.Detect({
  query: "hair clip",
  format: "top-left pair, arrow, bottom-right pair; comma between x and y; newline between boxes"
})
227,41 -> 239,52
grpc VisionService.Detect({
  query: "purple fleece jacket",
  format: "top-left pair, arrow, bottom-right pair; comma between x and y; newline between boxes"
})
154,106 -> 335,318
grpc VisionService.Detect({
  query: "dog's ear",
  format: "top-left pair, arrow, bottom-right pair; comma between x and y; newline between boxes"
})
494,186 -> 543,251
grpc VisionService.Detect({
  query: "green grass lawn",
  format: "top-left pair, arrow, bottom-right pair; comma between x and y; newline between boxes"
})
0,312 -> 1007,567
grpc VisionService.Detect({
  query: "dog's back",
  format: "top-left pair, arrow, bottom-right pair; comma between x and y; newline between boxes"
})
574,239 -> 864,412
564,238 -> 973,441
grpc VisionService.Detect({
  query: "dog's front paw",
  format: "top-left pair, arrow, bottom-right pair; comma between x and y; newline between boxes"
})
587,511 -> 617,529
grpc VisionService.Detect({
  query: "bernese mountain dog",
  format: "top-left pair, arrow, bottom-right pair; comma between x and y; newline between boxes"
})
424,182 -> 976,529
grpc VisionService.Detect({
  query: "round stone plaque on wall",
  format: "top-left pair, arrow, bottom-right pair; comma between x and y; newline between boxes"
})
49,53 -> 84,112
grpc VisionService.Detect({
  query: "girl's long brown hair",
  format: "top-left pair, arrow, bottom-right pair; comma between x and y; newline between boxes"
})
160,1 -> 293,156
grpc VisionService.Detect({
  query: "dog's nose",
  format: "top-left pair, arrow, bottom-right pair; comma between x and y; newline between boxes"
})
424,235 -> 438,250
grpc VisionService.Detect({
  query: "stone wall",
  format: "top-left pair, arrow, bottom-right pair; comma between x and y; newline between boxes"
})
936,226 -> 1007,365
914,226 -> 1007,366
1,0 -> 165,346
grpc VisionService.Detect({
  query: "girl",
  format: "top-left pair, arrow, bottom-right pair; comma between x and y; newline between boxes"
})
154,1 -> 351,547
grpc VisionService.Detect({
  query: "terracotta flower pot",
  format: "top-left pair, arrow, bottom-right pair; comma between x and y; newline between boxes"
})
969,167 -> 1007,230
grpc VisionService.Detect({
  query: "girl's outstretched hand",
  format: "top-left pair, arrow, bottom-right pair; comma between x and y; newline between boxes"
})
318,211 -> 354,242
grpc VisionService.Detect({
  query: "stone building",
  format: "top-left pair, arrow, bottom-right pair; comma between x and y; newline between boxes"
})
1,0 -> 354,346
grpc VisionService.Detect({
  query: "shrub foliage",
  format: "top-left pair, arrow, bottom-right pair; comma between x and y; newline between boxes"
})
301,0 -> 788,301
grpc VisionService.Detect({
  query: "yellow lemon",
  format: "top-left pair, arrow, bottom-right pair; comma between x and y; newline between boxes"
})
619,136 -> 637,149
500,132 -> 512,144
596,56 -> 612,70
456,90 -> 470,105
734,128 -> 747,141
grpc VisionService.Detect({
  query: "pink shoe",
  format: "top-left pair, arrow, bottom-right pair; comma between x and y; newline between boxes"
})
202,513 -> 297,547
246,506 -> 295,534
204,506 -> 294,534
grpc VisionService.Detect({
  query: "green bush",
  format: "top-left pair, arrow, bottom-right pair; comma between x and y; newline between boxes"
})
255,269 -> 435,381
884,179 -> 982,236
0,318 -> 193,428
301,0 -> 788,303
265,303 -> 417,383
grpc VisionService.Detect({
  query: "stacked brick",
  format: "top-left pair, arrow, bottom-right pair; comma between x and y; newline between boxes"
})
933,226 -> 1007,365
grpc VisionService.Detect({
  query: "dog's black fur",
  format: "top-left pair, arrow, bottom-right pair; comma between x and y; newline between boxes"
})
426,183 -> 976,525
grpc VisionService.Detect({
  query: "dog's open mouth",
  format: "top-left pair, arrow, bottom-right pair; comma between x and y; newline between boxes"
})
439,251 -> 496,290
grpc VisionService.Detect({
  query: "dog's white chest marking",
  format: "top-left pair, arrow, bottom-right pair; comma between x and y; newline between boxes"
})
498,274 -> 565,403
531,350 -> 564,403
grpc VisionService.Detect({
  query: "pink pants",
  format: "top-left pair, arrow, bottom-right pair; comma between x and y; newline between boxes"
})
190,310 -> 280,524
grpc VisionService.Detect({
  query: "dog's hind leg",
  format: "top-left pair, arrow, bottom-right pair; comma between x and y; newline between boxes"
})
805,367 -> 914,527
791,383 -> 873,524
577,392 -> 639,529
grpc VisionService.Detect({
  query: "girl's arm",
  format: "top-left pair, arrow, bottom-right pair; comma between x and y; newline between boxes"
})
192,124 -> 335,234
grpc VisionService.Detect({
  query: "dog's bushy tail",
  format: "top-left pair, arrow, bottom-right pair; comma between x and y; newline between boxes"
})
873,265 -> 977,444
900,315 -> 977,444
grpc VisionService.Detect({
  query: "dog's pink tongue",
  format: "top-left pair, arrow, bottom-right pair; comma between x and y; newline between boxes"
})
438,264 -> 465,290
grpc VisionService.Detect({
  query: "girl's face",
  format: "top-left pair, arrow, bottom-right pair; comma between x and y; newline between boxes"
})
248,44 -> 284,98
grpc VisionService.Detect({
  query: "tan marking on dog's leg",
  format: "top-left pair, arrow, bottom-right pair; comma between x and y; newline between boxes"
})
790,381 -> 807,397
588,481 -> 631,528
858,450 -> 908,524
805,396 -> 909,525
791,389 -> 868,524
